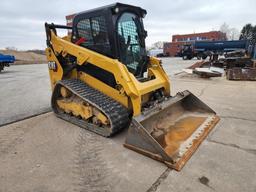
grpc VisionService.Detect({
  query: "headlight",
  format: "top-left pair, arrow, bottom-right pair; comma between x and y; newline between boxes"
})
114,7 -> 119,13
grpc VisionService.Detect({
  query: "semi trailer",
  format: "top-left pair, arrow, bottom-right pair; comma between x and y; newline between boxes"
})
181,40 -> 248,60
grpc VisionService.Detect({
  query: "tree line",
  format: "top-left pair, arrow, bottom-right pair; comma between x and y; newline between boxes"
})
240,24 -> 256,45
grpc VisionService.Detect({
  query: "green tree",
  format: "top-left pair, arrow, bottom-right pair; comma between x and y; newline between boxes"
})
239,24 -> 256,44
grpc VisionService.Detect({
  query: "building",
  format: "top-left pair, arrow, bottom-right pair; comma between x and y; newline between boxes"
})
66,14 -> 76,27
66,14 -> 76,35
164,31 -> 227,56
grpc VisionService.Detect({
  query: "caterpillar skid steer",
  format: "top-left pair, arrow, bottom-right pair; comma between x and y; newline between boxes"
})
45,3 -> 219,170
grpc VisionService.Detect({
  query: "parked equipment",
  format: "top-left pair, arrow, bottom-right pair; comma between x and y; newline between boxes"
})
185,45 -> 256,80
45,3 -> 219,170
0,53 -> 15,72
181,40 -> 248,60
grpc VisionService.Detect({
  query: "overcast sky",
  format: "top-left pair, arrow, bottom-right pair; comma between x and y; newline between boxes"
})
0,0 -> 255,50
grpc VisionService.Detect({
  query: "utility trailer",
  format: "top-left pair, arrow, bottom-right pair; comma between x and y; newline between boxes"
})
0,53 -> 15,72
181,40 -> 248,60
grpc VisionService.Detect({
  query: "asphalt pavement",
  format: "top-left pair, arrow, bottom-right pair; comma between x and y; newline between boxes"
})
0,58 -> 255,192
0,64 -> 51,125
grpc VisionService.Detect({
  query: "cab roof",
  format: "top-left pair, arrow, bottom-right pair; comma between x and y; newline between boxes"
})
75,2 -> 147,18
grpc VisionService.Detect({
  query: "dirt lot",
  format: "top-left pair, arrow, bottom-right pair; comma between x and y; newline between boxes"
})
0,50 -> 46,64
0,58 -> 256,192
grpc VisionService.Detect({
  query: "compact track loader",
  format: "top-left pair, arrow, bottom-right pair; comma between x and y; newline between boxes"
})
45,3 -> 219,170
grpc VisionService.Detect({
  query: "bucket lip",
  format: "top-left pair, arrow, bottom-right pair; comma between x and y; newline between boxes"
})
124,115 -> 220,171
165,115 -> 220,171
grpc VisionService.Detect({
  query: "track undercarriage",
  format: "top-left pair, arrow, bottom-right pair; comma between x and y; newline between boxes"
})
52,79 -> 130,137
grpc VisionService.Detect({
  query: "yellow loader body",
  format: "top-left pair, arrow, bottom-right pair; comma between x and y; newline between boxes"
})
45,3 -> 219,170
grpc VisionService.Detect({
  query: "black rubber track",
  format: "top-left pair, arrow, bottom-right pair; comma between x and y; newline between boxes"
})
51,79 -> 130,137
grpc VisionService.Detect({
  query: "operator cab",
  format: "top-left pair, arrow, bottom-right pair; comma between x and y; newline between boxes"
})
71,3 -> 148,77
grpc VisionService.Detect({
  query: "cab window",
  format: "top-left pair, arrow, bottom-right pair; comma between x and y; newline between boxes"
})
76,16 -> 111,55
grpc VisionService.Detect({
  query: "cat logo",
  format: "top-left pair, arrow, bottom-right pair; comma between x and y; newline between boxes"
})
48,61 -> 57,71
